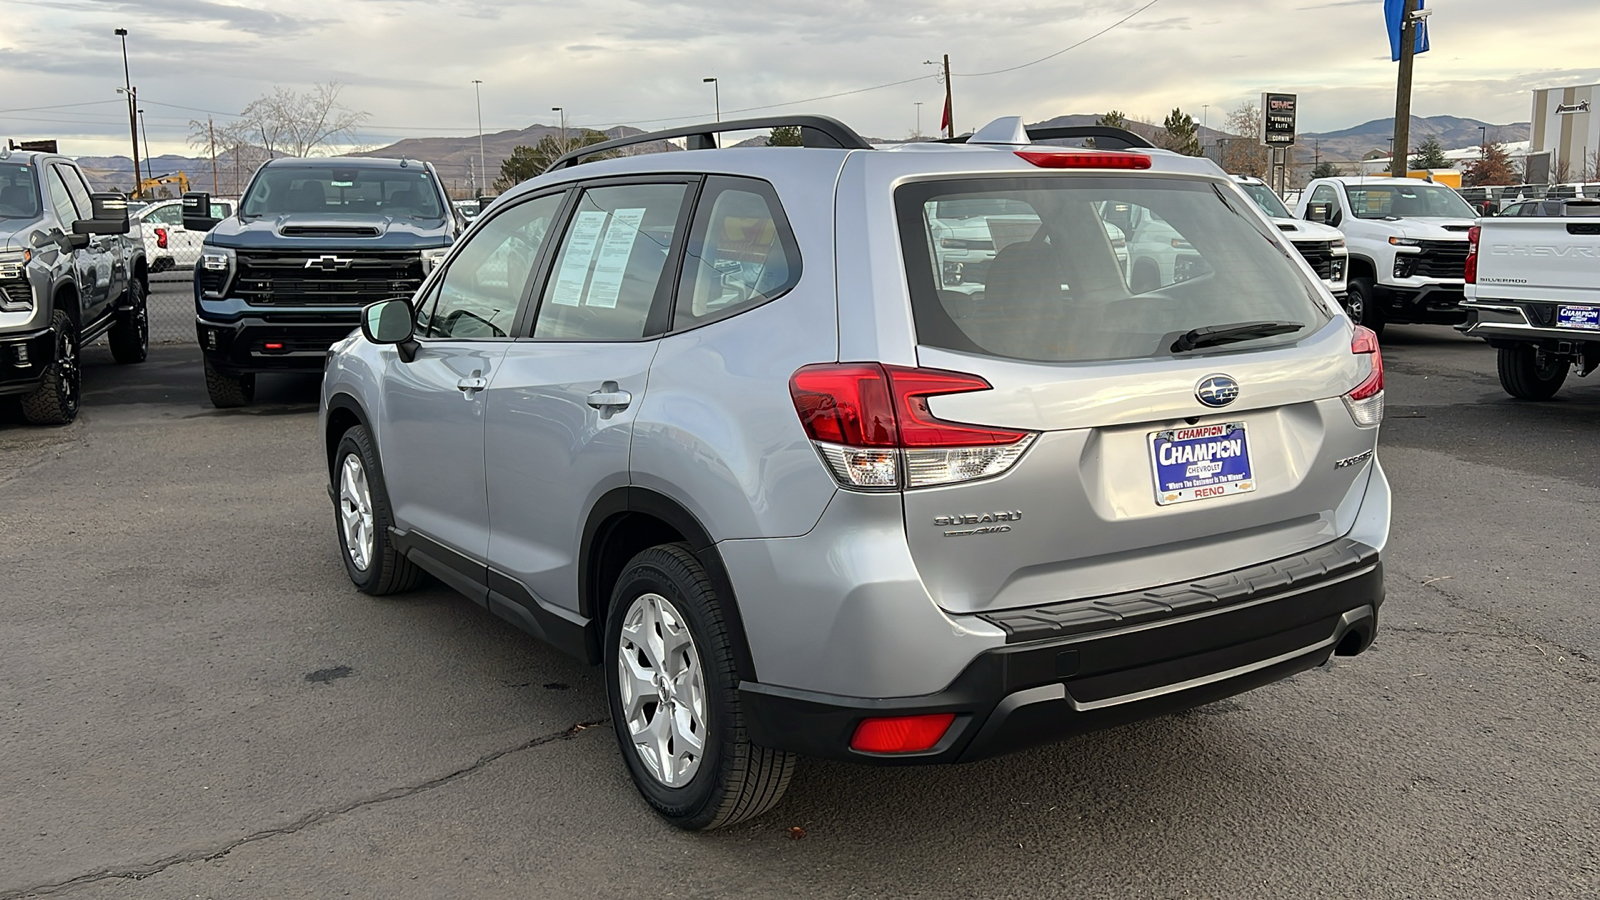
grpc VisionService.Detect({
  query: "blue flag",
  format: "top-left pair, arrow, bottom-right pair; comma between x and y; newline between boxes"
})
1386,0 -> 1430,61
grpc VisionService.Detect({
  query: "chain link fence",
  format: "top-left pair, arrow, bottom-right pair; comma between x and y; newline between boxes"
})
148,271 -> 196,344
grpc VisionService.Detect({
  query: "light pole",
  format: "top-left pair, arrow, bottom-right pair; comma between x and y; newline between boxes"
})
1479,125 -> 1487,159
113,28 -> 142,196
703,77 -> 719,122
472,80 -> 484,195
138,108 -> 152,180
1201,104 -> 1209,154
551,106 -> 566,151
915,101 -> 923,138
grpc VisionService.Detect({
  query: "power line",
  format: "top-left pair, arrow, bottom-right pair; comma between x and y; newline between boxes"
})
953,0 -> 1166,78
0,99 -> 124,115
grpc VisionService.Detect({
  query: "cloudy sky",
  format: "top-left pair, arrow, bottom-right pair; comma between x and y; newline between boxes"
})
5,0 -> 1598,158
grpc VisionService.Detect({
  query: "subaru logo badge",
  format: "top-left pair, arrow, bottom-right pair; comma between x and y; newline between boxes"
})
1195,374 -> 1239,408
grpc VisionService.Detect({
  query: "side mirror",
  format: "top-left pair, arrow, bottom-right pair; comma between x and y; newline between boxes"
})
1305,201 -> 1333,225
361,298 -> 419,361
71,193 -> 131,235
182,191 -> 222,232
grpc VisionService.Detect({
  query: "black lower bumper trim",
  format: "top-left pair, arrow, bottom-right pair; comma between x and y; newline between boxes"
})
0,327 -> 54,396
197,312 -> 359,374
740,546 -> 1382,766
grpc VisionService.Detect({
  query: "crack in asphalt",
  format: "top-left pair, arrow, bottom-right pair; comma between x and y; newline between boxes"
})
1398,570 -> 1599,670
2,718 -> 608,899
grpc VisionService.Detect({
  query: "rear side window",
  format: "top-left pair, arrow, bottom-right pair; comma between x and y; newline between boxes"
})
675,176 -> 800,329
532,182 -> 688,341
897,176 -> 1330,364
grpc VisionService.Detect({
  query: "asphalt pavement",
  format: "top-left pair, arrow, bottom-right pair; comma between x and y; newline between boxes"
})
1,317 -> 1597,899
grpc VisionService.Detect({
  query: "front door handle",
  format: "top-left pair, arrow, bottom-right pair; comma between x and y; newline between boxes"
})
456,370 -> 488,396
586,382 -> 632,410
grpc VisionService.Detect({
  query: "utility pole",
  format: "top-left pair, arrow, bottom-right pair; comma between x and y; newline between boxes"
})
114,29 -> 142,197
472,80 -> 485,192
703,78 -> 720,122
208,117 -> 219,194
914,101 -> 923,138
138,108 -> 152,178
1390,0 -> 1418,178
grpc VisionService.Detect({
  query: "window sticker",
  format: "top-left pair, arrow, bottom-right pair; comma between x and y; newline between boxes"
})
584,207 -> 647,309
549,210 -> 609,307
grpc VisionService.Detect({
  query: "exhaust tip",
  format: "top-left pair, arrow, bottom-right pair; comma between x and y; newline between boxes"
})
1334,626 -> 1373,657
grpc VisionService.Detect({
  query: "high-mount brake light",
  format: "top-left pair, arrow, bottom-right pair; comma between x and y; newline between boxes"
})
850,713 -> 956,753
1014,150 -> 1152,170
1343,325 -> 1384,427
790,363 -> 1036,490
1464,225 -> 1480,284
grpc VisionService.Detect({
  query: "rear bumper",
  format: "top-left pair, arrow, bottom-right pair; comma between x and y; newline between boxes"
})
741,541 -> 1383,765
1458,301 -> 1600,346
196,311 -> 359,374
0,326 -> 54,397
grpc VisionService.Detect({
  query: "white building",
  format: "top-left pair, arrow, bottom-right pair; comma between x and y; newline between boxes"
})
1356,140 -> 1532,177
1530,82 -> 1599,181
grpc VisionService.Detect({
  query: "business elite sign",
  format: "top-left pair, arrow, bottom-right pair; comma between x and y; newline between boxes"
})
1260,93 -> 1297,147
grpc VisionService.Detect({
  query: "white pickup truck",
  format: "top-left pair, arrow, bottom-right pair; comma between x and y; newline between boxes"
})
1460,199 -> 1600,399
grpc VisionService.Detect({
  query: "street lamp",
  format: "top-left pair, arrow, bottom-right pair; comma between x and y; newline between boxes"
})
703,77 -> 719,122
113,28 -> 142,195
915,101 -> 923,138
472,80 -> 484,194
1479,125 -> 1487,159
551,106 -> 566,150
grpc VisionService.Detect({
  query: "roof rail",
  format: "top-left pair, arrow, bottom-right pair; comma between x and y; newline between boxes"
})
543,115 -> 873,173
941,125 -> 1154,150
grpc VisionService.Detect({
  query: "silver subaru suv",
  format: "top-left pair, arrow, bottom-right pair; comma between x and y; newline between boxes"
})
319,115 -> 1389,830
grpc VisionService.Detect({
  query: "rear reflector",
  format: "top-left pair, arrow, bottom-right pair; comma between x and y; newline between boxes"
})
790,363 -> 1036,490
1015,150 -> 1152,170
1343,325 -> 1384,427
850,713 -> 956,753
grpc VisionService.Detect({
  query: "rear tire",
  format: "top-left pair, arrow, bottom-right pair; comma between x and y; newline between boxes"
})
606,544 -> 795,831
333,425 -> 421,595
1344,277 -> 1385,337
109,278 -> 149,364
204,358 -> 254,408
1498,344 -> 1567,400
19,310 -> 80,426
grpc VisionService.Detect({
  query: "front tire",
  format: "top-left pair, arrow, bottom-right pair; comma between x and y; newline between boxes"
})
333,425 -> 421,595
204,358 -> 254,408
19,310 -> 80,426
606,544 -> 795,831
1344,277 -> 1385,337
109,278 -> 149,364
1498,344 -> 1567,400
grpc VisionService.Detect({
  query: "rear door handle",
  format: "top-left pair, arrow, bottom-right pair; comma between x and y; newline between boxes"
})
586,383 -> 632,410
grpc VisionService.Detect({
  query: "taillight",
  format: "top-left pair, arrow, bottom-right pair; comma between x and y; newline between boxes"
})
850,713 -> 956,753
790,363 -> 1036,490
1014,151 -> 1152,170
154,227 -> 168,249
1464,225 -> 1480,284
1343,325 -> 1384,427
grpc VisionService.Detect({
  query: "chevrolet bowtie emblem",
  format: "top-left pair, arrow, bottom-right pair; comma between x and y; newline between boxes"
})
305,255 -> 353,271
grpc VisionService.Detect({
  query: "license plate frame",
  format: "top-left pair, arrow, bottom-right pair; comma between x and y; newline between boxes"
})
1556,305 -> 1600,331
1149,422 -> 1256,507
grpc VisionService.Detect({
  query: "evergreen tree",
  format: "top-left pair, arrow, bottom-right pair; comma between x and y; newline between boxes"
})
1310,161 -> 1342,179
1409,136 -> 1450,170
768,126 -> 803,147
1160,108 -> 1201,156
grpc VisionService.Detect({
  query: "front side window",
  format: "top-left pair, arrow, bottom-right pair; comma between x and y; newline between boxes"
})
897,175 -> 1330,364
241,166 -> 444,219
45,167 -> 80,221
0,163 -> 42,219
143,204 -> 182,226
532,182 -> 688,341
1345,183 -> 1475,219
422,192 -> 564,339
55,165 -> 94,220
675,177 -> 800,328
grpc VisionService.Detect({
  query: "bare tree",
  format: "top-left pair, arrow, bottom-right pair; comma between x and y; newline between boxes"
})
189,118 -> 272,196
1461,142 -> 1518,187
1221,102 -> 1270,178
1550,156 -> 1572,185
236,82 -> 369,158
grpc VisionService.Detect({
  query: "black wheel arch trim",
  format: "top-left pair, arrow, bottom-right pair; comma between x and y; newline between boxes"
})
581,486 -> 759,681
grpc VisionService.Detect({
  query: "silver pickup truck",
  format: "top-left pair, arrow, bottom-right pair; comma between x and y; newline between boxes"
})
1460,200 -> 1600,399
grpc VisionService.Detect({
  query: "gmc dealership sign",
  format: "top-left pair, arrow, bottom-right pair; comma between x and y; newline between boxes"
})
1261,93 -> 1297,147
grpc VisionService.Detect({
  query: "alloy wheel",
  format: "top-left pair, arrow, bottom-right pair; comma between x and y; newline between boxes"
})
338,454 -> 375,571
58,326 -> 79,415
617,592 -> 708,787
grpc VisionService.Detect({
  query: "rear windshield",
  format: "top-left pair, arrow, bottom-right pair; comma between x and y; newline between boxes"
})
1346,183 -> 1475,219
897,175 -> 1331,363
0,163 -> 42,219
241,166 -> 443,219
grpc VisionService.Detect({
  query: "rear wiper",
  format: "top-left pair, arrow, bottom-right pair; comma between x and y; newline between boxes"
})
1171,321 -> 1303,353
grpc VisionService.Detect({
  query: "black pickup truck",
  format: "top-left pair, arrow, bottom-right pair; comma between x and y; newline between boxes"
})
1,150 -> 146,425
184,157 -> 459,407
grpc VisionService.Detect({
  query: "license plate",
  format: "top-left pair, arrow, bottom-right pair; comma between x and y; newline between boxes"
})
1150,422 -> 1256,506
1556,305 -> 1600,331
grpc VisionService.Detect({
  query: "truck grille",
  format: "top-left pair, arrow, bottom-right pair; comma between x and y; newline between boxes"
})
233,250 -> 423,306
1290,240 -> 1340,280
1396,240 -> 1470,280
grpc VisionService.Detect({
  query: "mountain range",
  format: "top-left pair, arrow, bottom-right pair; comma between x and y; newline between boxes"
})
68,114 -> 1531,195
